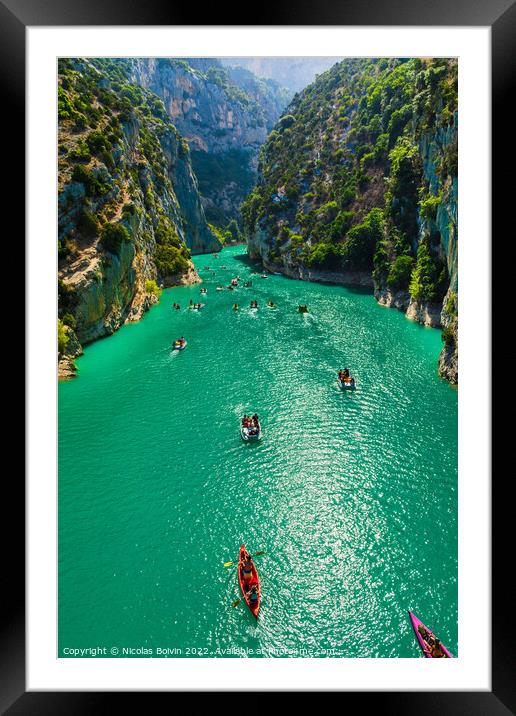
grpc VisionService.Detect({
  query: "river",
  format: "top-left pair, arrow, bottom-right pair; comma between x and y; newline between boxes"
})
58,245 -> 458,658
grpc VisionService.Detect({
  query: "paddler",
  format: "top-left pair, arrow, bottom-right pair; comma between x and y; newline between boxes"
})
430,638 -> 445,658
249,585 -> 259,604
241,555 -> 253,584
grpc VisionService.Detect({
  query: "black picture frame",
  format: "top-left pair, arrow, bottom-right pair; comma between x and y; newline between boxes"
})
3,0 -> 511,710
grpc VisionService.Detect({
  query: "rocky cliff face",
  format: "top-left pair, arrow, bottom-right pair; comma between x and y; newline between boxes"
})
243,58 -> 458,383
129,58 -> 292,224
57,58 -> 220,377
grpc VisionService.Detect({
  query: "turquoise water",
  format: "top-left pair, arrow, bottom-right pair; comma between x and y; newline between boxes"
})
58,246 -> 457,658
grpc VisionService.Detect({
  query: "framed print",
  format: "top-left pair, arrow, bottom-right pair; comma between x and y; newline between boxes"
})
2,0 -> 511,710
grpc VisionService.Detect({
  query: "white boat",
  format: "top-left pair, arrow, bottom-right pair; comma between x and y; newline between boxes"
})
261,274 -> 268,279
216,286 -> 224,291
240,419 -> 262,441
338,377 -> 356,390
172,340 -> 187,351
189,303 -> 205,310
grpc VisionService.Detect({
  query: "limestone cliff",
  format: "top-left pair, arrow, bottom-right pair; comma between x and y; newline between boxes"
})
243,58 -> 458,383
57,58 -> 220,377
129,58 -> 292,224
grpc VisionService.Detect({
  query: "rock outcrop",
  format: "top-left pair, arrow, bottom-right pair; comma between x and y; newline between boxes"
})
57,58 -> 220,377
129,58 -> 292,223
242,58 -> 458,382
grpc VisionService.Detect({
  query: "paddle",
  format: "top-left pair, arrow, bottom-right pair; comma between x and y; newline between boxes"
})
223,551 -> 265,568
231,599 -> 241,608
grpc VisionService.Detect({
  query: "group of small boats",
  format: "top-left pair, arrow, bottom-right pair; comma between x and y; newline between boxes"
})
183,256 -> 451,653
229,547 -> 452,655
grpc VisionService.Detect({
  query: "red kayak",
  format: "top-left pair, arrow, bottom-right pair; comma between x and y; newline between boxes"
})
408,610 -> 453,658
238,544 -> 260,619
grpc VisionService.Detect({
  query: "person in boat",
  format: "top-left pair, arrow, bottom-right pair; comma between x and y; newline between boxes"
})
241,555 -> 253,584
418,624 -> 430,641
249,585 -> 259,604
233,303 -> 239,310
341,368 -> 351,383
430,638 -> 445,658
175,303 -> 180,310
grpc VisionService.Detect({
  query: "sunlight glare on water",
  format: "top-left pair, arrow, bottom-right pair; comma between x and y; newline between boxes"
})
58,246 -> 457,658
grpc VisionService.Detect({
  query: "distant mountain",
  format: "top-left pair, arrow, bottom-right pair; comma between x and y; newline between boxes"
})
129,58 -> 292,225
219,57 -> 343,93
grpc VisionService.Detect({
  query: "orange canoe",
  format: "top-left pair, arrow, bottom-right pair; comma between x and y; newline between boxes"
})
237,544 -> 260,619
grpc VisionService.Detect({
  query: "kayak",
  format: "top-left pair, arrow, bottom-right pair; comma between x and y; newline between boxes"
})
338,378 -> 356,390
408,610 -> 453,658
172,340 -> 187,351
241,420 -> 262,441
238,545 -> 260,619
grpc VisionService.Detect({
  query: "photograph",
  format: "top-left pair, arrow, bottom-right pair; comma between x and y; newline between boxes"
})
57,55 -> 459,660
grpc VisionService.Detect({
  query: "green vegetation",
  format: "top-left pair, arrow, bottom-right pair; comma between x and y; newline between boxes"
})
99,222 -> 131,256
408,240 -> 447,302
58,57 -> 198,326
58,319 -> 69,354
445,290 -> 457,316
208,219 -> 243,245
241,57 -> 457,292
71,165 -> 111,197
154,245 -> 190,276
191,149 -> 255,225
441,324 -> 456,347
386,255 -> 415,291
145,279 -> 162,297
